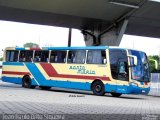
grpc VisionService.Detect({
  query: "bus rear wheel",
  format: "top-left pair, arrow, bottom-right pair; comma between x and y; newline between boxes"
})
111,93 -> 122,97
22,76 -> 36,89
39,86 -> 51,90
92,81 -> 105,96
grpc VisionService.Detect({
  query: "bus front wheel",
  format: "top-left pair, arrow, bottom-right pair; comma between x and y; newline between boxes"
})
22,76 -> 36,89
111,93 -> 122,97
92,81 -> 105,96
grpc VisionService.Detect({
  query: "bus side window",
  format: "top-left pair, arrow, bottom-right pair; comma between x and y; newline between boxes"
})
87,50 -> 106,64
10,51 -> 15,62
6,51 -> 10,62
50,51 -> 67,63
6,50 -> 19,62
67,51 -> 75,63
13,51 -> 19,62
34,51 -> 41,62
67,50 -> 86,64
25,51 -> 33,62
19,51 -> 26,62
41,51 -> 49,62
50,51 -> 56,63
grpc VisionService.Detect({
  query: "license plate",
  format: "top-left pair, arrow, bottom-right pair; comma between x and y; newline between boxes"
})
142,90 -> 145,93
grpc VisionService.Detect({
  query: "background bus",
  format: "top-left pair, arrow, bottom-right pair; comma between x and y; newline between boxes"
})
2,46 -> 150,97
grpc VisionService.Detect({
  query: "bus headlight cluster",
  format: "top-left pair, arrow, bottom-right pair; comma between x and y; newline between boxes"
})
130,82 -> 138,87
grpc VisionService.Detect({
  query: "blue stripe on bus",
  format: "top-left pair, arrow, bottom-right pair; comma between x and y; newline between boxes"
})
46,80 -> 91,90
25,63 -> 91,90
14,46 -> 109,51
3,62 -> 24,66
105,84 -> 150,94
2,76 -> 22,84
1,75 -> 150,94
25,63 -> 46,85
15,48 -> 25,50
2,76 -> 91,90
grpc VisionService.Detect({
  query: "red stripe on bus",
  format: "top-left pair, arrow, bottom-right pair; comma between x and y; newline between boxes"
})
30,48 -> 41,50
2,71 -> 31,75
40,63 -> 110,81
40,63 -> 58,75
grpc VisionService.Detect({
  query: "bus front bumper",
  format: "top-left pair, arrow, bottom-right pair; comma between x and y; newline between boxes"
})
129,85 -> 150,94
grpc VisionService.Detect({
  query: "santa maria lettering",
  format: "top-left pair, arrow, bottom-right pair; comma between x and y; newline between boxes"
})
69,66 -> 96,75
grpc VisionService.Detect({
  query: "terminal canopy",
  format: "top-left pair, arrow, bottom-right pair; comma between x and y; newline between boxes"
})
0,0 -> 159,38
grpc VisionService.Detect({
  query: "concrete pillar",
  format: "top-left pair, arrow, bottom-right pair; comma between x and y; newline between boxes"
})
83,19 -> 128,46
100,28 -> 118,46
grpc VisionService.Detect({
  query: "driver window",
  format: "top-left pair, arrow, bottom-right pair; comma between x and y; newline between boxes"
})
109,49 -> 129,81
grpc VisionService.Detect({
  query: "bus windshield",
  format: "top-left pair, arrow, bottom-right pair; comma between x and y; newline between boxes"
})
129,50 -> 150,82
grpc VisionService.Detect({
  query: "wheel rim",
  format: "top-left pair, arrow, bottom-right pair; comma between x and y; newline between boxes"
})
95,84 -> 102,92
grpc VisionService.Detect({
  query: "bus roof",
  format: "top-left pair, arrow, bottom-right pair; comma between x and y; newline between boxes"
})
5,46 -> 131,51
6,46 -> 110,50
5,46 -> 146,54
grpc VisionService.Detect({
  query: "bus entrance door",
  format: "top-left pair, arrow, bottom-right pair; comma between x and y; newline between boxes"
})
116,61 -> 129,94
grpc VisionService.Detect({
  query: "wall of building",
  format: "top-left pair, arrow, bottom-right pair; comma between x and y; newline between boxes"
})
150,73 -> 160,96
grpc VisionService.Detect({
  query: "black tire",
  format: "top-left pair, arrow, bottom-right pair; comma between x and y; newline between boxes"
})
39,86 -> 51,90
92,81 -> 105,96
22,76 -> 36,89
111,93 -> 122,97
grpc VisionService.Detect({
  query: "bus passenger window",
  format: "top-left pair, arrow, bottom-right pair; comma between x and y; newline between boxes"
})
6,51 -> 10,62
87,50 -> 106,64
67,50 -> 86,64
6,50 -> 19,62
19,51 -> 26,62
34,51 -> 41,62
25,51 -> 33,62
41,51 -> 49,62
33,51 -> 49,62
50,51 -> 67,63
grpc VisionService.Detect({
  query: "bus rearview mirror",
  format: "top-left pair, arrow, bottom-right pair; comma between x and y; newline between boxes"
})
149,59 -> 158,69
155,60 -> 158,69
